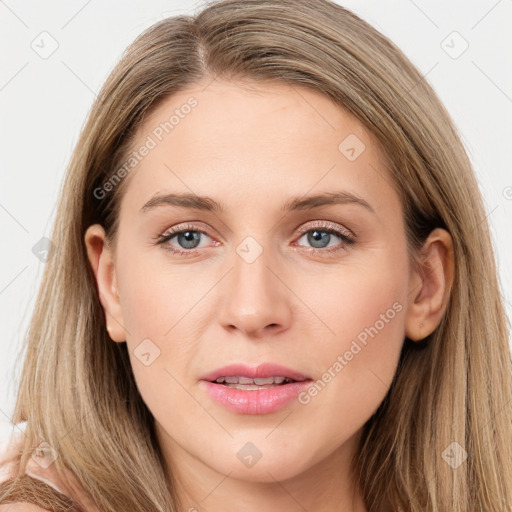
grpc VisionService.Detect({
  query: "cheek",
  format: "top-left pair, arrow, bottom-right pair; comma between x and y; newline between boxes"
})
294,251 -> 407,439
116,247 -> 193,338
114,249 -> 211,410
305,252 -> 406,348
118,280 -> 198,437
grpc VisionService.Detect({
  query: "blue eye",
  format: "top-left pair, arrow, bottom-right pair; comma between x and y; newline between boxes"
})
154,223 -> 212,257
154,221 -> 355,257
170,230 -> 203,250
296,227 -> 354,251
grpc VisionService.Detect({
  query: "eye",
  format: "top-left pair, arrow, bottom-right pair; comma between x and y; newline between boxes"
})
153,220 -> 356,257
153,223 -> 215,257
294,220 -> 356,254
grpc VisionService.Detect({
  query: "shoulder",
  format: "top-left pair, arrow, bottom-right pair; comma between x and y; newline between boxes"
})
0,432 -> 91,511
0,472 -> 87,511
0,432 -> 24,485
0,431 -> 66,494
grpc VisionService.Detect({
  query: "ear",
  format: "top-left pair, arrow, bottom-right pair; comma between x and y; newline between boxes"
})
84,224 -> 127,343
405,227 -> 455,342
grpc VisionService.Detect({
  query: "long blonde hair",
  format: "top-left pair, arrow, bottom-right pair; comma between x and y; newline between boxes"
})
2,0 -> 511,510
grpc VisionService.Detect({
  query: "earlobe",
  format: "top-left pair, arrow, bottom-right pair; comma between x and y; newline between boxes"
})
405,228 -> 454,342
84,224 -> 127,343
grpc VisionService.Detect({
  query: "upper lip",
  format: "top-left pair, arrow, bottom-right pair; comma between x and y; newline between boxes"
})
200,363 -> 311,382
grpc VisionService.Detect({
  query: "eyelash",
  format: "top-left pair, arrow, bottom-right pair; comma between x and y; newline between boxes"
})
153,221 -> 356,258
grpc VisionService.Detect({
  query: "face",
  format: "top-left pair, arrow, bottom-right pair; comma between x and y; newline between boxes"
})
87,78 -> 425,489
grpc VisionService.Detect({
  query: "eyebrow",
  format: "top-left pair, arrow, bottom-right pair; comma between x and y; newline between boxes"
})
140,190 -> 375,214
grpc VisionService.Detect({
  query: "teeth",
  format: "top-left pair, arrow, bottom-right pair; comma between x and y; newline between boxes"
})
213,376 -> 292,385
225,383 -> 273,390
254,377 -> 276,385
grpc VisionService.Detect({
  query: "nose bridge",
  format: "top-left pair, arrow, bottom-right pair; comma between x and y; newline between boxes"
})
217,233 -> 290,336
234,235 -> 274,294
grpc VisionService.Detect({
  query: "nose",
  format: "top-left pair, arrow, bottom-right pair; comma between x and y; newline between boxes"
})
217,242 -> 292,338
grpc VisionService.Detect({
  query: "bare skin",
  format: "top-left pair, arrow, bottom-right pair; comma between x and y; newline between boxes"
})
85,78 -> 454,512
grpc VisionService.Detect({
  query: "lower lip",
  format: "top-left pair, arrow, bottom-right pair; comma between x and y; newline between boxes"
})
200,380 -> 313,415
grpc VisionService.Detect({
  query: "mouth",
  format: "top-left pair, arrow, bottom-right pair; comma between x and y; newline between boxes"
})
200,362 -> 311,386
209,375 -> 301,390
199,363 -> 313,414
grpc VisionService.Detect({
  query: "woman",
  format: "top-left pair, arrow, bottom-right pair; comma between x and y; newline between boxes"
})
1,0 -> 511,510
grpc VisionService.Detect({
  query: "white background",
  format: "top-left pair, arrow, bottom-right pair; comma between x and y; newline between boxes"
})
1,0 -> 511,446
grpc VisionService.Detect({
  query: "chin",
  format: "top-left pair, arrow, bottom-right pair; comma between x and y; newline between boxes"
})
207,447 -> 311,483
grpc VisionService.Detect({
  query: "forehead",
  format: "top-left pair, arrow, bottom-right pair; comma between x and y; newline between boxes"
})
118,79 -> 398,219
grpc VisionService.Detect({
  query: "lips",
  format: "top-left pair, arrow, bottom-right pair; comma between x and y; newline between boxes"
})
200,363 -> 310,384
200,363 -> 313,413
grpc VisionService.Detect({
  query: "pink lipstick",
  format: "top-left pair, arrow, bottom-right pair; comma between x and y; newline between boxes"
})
200,363 -> 313,415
